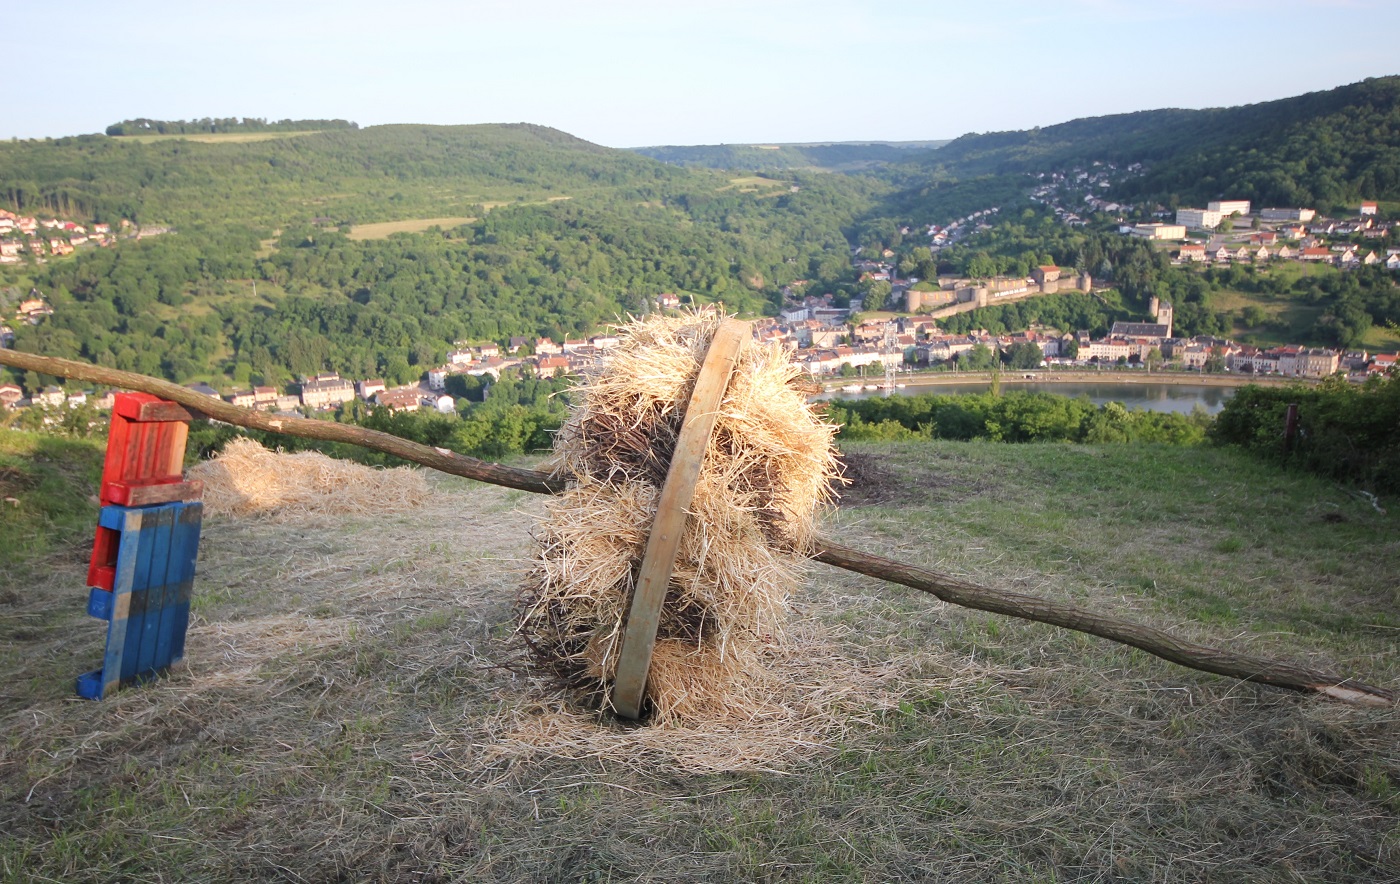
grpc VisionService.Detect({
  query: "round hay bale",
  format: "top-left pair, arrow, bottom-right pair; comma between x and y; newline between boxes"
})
517,313 -> 840,723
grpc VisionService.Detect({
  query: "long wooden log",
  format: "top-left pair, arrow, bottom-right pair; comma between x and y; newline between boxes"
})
1,348 -> 1392,706
811,542 -> 1391,705
0,350 -> 563,495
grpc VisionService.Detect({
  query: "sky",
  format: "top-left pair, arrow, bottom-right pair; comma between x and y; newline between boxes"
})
8,0 -> 1398,148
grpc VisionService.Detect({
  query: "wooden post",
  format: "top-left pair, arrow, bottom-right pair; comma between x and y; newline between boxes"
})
1283,402 -> 1300,454
610,320 -> 748,719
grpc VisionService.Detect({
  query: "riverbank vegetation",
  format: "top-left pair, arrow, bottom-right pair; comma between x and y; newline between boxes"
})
830,389 -> 1213,445
1212,375 -> 1400,493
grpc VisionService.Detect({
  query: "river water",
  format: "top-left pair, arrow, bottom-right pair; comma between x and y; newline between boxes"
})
815,380 -> 1236,414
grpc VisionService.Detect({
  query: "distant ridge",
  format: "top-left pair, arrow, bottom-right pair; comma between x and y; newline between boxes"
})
913,75 -> 1400,206
0,122 -> 683,227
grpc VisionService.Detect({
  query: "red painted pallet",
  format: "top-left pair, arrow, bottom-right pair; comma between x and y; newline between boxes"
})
87,393 -> 204,592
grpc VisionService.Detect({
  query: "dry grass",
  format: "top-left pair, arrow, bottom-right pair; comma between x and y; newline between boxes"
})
189,437 -> 434,520
0,441 -> 1397,881
112,131 -> 323,144
345,217 -> 478,240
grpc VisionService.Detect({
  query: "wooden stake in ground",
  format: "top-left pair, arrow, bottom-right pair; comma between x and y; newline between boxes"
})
0,348 -> 1392,708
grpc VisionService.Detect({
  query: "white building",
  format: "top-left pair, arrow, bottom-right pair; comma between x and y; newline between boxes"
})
1259,207 -> 1316,222
1208,200 -> 1251,217
1130,223 -> 1187,240
1176,208 -> 1223,230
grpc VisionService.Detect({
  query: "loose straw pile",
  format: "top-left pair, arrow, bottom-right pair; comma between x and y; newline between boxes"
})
516,314 -> 841,723
190,437 -> 434,520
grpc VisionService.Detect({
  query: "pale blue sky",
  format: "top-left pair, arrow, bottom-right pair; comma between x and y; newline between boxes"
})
8,0 -> 1397,147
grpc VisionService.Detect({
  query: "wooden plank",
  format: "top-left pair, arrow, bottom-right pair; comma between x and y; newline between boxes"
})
108,480 -> 204,507
134,505 -> 176,678
131,401 -> 196,423
97,507 -> 145,699
156,502 -> 202,669
610,320 -> 748,719
119,506 -> 163,684
114,393 -> 195,423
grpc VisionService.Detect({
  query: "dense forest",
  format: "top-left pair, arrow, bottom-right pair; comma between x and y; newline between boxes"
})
104,118 -> 359,136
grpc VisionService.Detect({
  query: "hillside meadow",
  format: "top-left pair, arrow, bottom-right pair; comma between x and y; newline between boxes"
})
1,434 -> 1396,882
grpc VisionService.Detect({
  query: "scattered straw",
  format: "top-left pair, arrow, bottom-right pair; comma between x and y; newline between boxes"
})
475,614 -> 953,776
517,313 -> 842,723
189,437 -> 433,521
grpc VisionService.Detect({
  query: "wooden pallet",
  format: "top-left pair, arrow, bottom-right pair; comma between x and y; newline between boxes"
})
78,392 -> 204,700
77,501 -> 204,700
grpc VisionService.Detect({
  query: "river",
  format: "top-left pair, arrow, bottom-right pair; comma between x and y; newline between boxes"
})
814,379 -> 1237,414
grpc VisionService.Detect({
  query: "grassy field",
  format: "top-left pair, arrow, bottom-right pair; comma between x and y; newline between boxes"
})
111,131 -> 324,145
346,217 -> 479,240
1,437 -> 1396,881
1211,262 -> 1400,351
722,176 -> 789,194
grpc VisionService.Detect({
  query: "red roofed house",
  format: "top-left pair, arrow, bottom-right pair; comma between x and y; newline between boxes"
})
375,388 -> 421,412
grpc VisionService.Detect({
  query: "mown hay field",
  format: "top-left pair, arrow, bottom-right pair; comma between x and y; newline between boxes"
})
111,131 -> 325,144
346,217 -> 479,241
1,440 -> 1397,882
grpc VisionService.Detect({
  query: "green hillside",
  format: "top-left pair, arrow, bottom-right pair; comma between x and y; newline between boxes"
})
913,76 -> 1400,207
633,140 -> 948,172
2,128 -> 882,388
0,123 -> 696,229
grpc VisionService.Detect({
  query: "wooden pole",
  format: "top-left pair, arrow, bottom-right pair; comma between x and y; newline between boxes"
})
0,350 -> 562,496
0,348 -> 1392,707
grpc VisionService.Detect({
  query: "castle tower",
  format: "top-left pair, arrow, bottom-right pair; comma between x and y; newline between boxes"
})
1156,300 -> 1173,337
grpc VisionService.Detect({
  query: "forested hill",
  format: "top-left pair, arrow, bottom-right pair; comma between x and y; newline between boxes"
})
2,120 -> 884,390
913,76 -> 1400,207
632,141 -> 948,172
0,123 -> 694,229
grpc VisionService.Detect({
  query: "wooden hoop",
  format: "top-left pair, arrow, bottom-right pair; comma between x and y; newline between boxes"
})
610,319 -> 748,719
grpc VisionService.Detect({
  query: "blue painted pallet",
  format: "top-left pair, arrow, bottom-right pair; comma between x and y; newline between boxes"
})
76,501 -> 203,700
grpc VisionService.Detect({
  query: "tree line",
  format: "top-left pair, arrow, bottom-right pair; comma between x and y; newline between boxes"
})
104,118 -> 359,136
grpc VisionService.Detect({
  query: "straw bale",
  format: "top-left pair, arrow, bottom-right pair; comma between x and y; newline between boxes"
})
518,313 -> 841,722
190,437 -> 433,520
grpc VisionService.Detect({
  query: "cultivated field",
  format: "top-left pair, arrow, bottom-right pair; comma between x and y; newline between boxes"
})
346,217 -> 479,240
1,440 -> 1396,881
111,131 -> 324,144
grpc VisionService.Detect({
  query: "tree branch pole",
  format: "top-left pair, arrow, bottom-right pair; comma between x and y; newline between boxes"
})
0,350 -> 563,496
2,349 -> 1392,707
